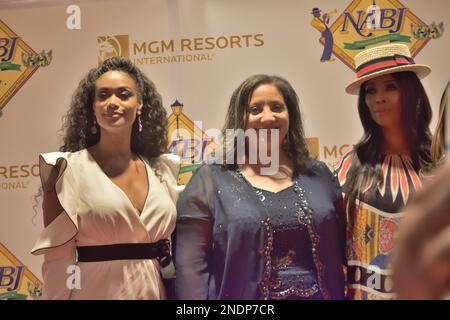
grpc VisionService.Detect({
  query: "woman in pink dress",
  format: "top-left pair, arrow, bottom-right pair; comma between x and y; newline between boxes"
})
31,57 -> 181,299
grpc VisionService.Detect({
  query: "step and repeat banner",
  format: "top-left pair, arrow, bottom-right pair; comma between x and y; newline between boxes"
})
0,0 -> 449,299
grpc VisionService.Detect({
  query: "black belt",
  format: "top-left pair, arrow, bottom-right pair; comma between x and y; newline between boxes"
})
77,239 -> 171,263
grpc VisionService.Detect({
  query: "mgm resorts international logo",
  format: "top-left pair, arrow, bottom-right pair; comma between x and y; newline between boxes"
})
0,19 -> 52,112
0,163 -> 39,191
0,243 -> 43,300
97,33 -> 264,66
309,0 -> 444,69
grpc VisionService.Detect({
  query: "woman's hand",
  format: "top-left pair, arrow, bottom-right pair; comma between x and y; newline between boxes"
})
42,158 -> 65,227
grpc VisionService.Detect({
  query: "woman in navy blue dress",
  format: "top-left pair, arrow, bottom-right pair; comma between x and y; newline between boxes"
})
174,75 -> 346,300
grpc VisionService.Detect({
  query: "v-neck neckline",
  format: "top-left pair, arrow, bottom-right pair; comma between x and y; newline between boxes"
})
85,149 -> 151,217
233,169 -> 300,218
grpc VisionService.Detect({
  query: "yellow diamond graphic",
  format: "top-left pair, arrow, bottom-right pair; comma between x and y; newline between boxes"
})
306,137 -> 320,160
0,19 -> 39,111
0,242 -> 43,300
325,0 -> 430,70
167,100 -> 217,185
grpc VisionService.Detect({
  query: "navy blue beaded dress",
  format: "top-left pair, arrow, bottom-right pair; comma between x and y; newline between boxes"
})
174,160 -> 346,300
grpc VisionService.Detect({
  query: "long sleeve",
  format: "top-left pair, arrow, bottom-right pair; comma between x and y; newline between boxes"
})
174,165 -> 214,299
311,161 -> 347,299
331,167 -> 347,268
329,164 -> 348,298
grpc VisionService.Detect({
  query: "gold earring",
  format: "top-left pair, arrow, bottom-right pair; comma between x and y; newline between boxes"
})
91,117 -> 98,135
138,115 -> 143,132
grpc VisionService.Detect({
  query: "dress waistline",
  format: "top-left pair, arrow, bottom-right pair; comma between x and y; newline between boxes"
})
77,239 -> 171,263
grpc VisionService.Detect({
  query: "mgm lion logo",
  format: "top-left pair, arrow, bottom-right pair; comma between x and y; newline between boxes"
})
97,35 -> 129,64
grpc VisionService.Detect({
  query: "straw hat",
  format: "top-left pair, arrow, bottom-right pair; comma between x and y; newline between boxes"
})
345,43 -> 431,95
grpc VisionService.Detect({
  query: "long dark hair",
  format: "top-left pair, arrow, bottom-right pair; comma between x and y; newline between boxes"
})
344,71 -> 433,226
430,80 -> 449,165
60,56 -> 167,161
221,74 -> 311,176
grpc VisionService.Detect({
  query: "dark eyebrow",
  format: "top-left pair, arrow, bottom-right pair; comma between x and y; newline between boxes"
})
96,86 -> 133,91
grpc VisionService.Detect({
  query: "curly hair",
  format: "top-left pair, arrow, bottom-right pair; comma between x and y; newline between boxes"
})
60,56 -> 167,162
343,71 -> 433,227
221,74 -> 311,176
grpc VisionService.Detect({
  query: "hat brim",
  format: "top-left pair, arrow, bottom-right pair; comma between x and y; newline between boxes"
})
345,64 -> 431,95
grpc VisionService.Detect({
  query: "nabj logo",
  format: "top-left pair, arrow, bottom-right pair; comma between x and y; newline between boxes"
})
167,100 -> 217,185
0,19 -> 52,111
0,243 -> 43,300
310,0 -> 443,70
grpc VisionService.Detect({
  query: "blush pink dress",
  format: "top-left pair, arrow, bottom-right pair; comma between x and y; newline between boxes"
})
31,149 -> 182,300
